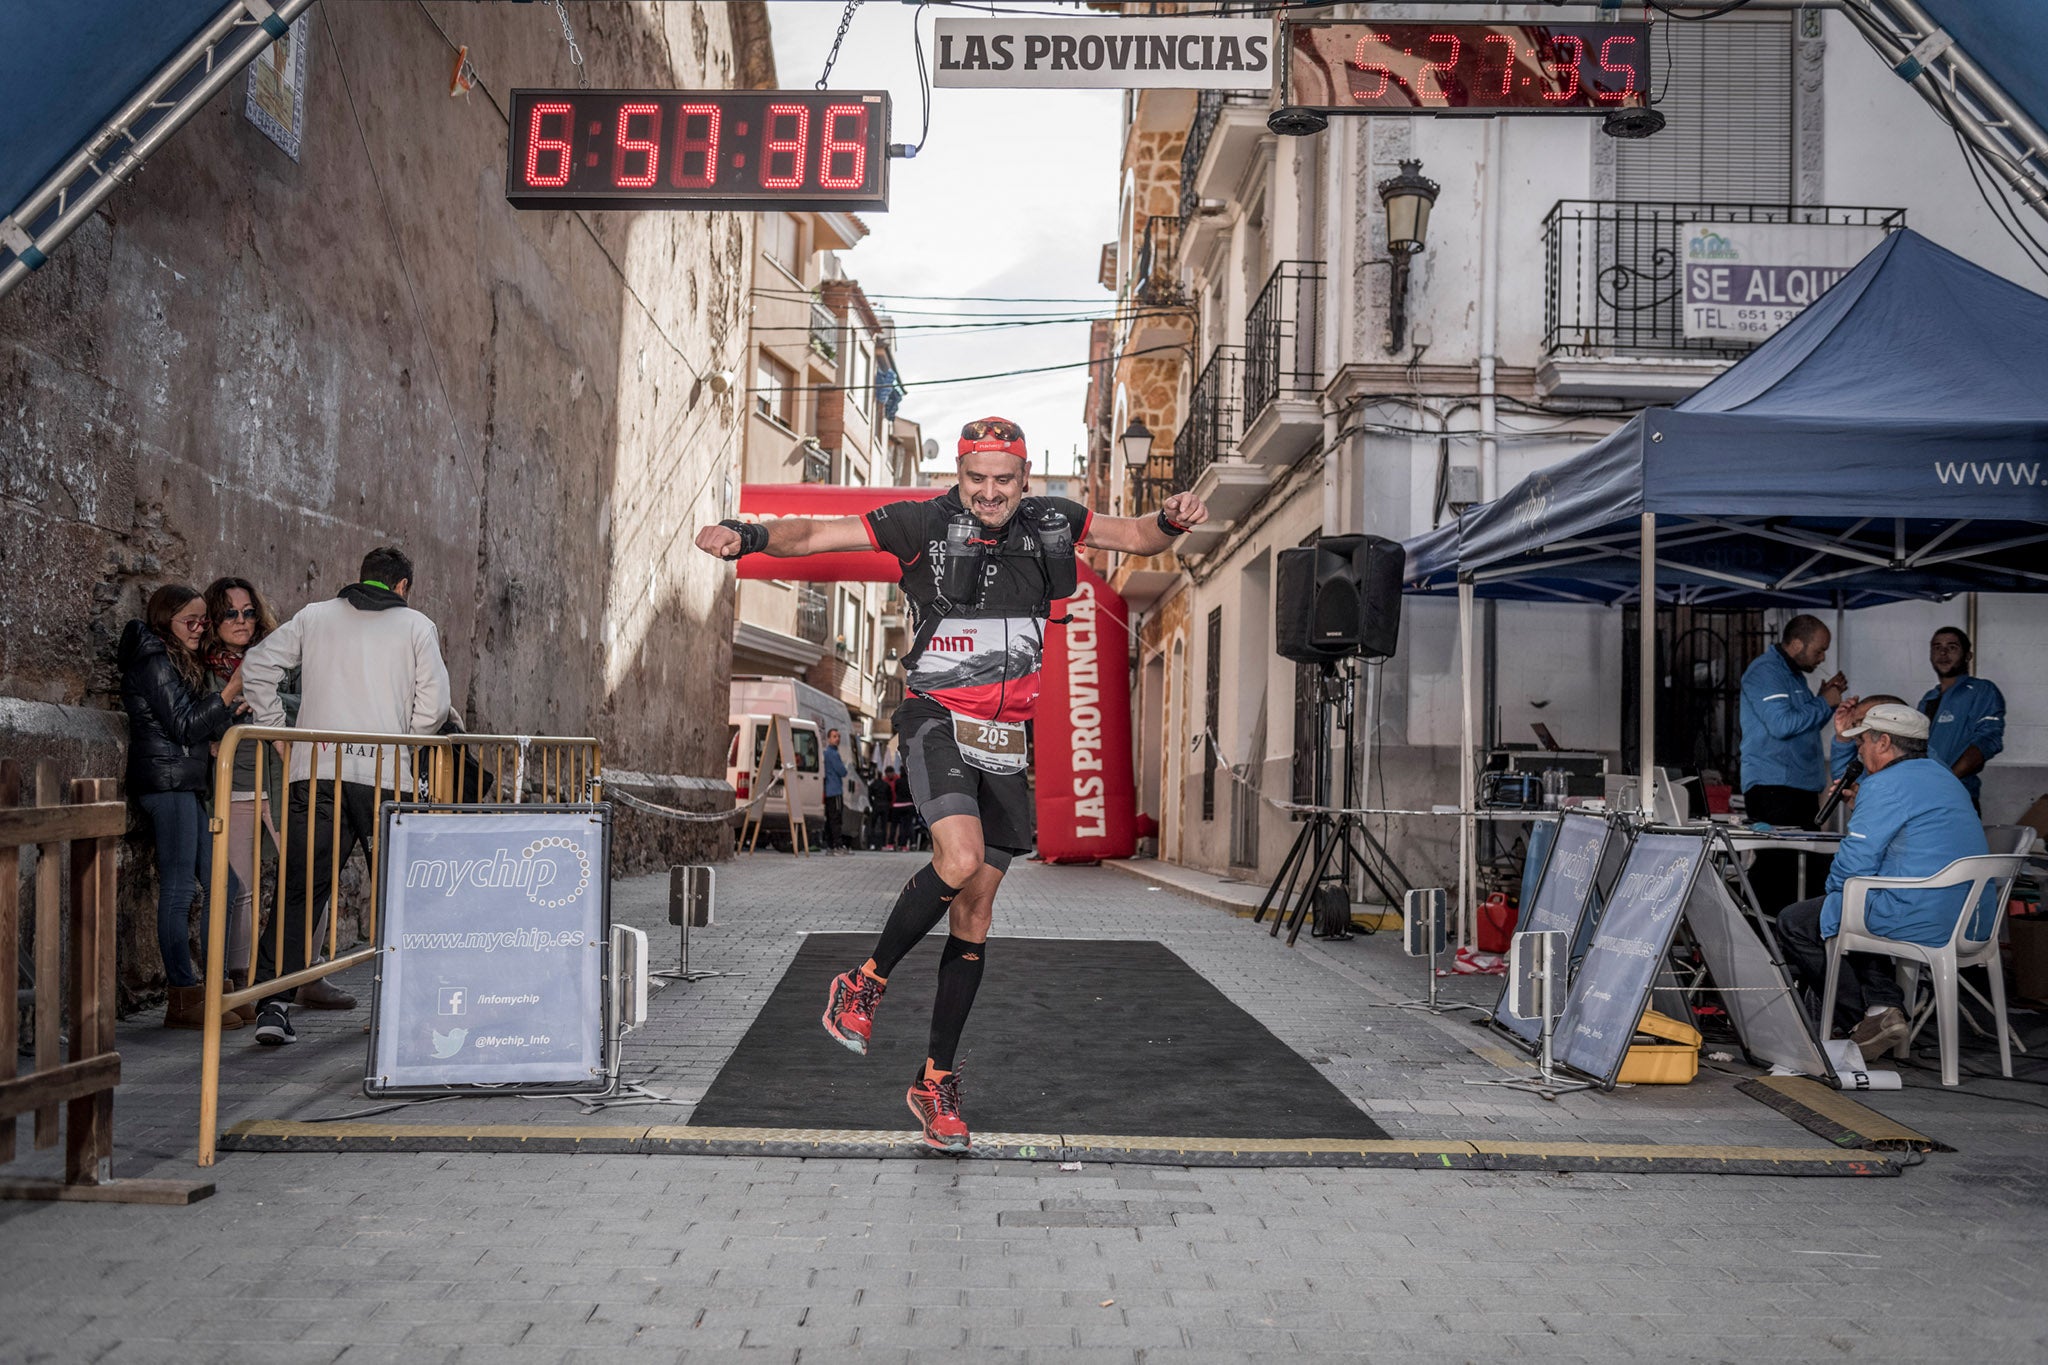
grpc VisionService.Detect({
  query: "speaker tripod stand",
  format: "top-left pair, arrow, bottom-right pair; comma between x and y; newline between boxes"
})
1252,660 -> 1412,945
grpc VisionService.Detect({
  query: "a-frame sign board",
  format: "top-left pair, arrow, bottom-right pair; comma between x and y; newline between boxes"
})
1492,812 -> 1623,1048
1554,832 -> 1708,1089
738,714 -> 810,856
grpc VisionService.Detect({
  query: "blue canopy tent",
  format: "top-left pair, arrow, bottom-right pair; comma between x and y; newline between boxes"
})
0,0 -> 312,299
1403,228 -> 2048,939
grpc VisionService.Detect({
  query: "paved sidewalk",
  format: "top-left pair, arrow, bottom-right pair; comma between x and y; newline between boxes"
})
3,852 -> 2046,1362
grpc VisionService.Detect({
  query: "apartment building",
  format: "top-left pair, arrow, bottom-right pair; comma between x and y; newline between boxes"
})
734,211 -> 917,737
1089,6 -> 2048,888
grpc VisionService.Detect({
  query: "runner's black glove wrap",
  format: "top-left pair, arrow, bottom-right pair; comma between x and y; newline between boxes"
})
719,519 -> 770,559
1156,508 -> 1189,537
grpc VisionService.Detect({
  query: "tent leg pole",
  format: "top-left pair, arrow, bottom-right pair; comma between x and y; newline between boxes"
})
1639,514 -> 1656,821
1459,577 -> 1476,950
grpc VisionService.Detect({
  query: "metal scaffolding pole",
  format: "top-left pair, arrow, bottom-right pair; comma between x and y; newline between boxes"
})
1840,0 -> 2048,227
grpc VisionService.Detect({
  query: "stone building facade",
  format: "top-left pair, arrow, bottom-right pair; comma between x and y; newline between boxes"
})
0,2 -> 773,1006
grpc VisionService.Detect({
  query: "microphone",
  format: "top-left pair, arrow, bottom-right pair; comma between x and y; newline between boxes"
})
1814,756 -> 1864,827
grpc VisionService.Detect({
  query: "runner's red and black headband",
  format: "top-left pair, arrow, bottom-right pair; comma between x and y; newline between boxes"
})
957,416 -> 1027,461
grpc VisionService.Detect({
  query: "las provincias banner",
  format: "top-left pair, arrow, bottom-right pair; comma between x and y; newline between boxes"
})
733,484 -> 1137,862
1036,557 -> 1137,863
933,17 -> 1271,90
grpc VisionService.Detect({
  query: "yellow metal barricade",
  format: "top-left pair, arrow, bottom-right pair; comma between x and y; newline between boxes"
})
197,726 -> 601,1166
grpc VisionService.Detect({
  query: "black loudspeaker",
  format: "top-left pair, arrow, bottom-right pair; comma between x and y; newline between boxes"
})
1276,534 -> 1404,663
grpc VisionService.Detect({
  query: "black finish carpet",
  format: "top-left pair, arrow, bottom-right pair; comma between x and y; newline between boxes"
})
689,933 -> 1387,1138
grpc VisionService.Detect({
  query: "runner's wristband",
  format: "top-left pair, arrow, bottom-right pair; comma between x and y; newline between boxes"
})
1156,508 -> 1189,537
719,519 -> 769,558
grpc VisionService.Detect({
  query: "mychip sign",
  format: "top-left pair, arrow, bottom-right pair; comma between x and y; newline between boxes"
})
934,17 -> 1272,90
368,805 -> 610,1096
1682,221 -> 1888,342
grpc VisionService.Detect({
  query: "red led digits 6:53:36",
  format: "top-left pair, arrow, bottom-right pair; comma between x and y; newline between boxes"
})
506,90 -> 890,213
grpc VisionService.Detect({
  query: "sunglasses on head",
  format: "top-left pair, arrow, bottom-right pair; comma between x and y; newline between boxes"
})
960,418 -> 1024,443
216,607 -> 260,622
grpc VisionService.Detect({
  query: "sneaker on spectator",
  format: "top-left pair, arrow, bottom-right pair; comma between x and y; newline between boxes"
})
1849,1006 -> 1909,1062
254,1003 -> 297,1047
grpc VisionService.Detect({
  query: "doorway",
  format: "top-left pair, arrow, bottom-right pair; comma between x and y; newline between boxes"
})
1622,605 -> 1767,795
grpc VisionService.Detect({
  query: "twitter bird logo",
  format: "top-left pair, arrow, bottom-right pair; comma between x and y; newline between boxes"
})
431,1027 -> 468,1059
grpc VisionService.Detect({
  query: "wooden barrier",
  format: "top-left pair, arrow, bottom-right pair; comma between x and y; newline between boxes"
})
0,759 -> 212,1203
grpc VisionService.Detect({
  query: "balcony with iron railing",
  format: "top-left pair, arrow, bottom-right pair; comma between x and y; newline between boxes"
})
1179,90 -> 1268,225
809,299 -> 840,363
1540,200 -> 1905,398
1176,344 -> 1268,537
1124,213 -> 1190,356
1240,260 -> 1325,468
795,583 -> 830,646
1175,344 -> 1243,488
1128,214 -> 1186,308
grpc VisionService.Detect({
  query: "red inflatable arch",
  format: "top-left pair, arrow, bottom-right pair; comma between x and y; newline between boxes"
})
737,484 -> 1136,862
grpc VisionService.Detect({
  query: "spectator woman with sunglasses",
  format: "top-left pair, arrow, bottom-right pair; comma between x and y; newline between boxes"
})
200,577 -> 345,1015
119,585 -> 249,1030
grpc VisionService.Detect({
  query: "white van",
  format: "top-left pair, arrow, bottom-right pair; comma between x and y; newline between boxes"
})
727,714 -> 824,850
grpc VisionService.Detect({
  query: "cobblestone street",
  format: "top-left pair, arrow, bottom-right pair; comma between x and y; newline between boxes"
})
5,852 -> 2046,1362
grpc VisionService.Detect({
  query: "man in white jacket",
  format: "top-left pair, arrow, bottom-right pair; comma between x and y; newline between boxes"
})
241,546 -> 451,1044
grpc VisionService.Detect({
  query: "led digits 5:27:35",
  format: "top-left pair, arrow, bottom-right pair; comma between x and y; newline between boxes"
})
1285,22 -> 1651,114
505,90 -> 891,212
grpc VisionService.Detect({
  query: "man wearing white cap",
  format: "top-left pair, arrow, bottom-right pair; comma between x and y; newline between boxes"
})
1776,700 -> 1991,1060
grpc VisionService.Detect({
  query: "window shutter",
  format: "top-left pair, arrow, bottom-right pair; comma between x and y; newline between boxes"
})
1616,17 -> 1793,202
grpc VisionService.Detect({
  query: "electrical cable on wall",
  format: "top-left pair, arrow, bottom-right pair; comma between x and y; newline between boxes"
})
747,341 -> 1186,397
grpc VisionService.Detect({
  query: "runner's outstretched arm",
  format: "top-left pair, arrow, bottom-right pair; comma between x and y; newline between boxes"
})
1080,490 -> 1210,555
695,515 -> 873,560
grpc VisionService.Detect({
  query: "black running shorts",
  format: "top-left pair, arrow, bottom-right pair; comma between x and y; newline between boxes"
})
895,696 -> 1033,865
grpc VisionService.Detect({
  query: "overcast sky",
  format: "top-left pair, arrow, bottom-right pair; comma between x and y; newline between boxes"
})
765,3 -> 1121,476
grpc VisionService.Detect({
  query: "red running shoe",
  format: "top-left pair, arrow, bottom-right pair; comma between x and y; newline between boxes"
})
906,1068 -> 970,1152
822,968 -> 886,1055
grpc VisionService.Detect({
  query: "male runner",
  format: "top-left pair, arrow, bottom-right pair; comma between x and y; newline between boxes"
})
695,416 -> 1208,1150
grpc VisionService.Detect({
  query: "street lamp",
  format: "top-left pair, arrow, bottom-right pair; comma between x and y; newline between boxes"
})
1119,417 -> 1154,468
1376,159 -> 1440,355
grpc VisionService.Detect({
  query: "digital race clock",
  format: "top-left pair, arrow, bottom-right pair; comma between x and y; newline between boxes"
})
505,89 -> 891,212
1284,22 -> 1651,114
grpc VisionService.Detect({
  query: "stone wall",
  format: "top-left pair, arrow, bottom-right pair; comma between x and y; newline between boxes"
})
0,2 -> 771,1008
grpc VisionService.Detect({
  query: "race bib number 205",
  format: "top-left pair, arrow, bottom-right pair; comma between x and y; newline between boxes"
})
954,716 -> 1028,775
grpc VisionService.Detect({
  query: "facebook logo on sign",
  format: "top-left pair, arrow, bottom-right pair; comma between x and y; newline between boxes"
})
438,987 -> 467,1016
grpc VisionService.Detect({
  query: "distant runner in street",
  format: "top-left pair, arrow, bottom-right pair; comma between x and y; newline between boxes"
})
697,416 -> 1208,1150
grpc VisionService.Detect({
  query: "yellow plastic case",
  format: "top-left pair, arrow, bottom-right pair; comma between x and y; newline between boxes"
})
1617,1008 -> 1702,1084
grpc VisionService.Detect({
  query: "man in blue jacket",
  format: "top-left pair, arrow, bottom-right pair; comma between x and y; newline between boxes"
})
822,727 -> 849,854
1824,628 -> 2008,812
1739,615 -> 1846,909
1921,627 -> 2005,812
1776,702 -> 1990,1060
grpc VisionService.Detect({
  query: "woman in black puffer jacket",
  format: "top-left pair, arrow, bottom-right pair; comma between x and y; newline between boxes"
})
119,584 -> 249,1029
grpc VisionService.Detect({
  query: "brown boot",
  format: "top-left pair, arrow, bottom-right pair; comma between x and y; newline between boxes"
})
298,974 -> 357,1010
164,984 -> 245,1031
225,972 -> 258,1024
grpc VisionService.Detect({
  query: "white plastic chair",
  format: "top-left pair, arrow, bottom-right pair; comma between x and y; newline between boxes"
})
1983,824 -> 2038,857
1822,852 -> 2028,1086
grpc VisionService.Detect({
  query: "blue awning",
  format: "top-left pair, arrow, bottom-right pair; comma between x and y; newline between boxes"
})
1405,229 -> 2048,606
1917,1 -> 2048,149
0,2 -> 223,220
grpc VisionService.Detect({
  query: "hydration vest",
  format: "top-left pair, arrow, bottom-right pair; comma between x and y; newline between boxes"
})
907,496 -> 1078,665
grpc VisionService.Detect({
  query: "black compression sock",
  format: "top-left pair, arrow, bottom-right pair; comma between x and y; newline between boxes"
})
927,935 -> 986,1073
869,865 -> 961,978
